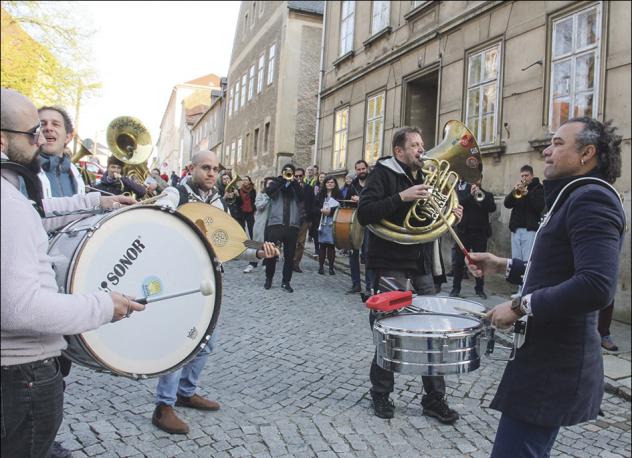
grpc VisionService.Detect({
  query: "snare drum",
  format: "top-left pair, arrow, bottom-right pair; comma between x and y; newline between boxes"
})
47,206 -> 222,379
373,313 -> 483,376
333,207 -> 364,250
410,296 -> 485,317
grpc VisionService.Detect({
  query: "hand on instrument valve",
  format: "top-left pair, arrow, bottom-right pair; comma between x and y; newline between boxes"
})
465,252 -> 508,278
452,204 -> 463,222
257,241 -> 280,259
485,300 -> 520,330
351,195 -> 359,203
514,180 -> 528,196
398,184 -> 433,202
110,292 -> 145,322
100,194 -> 137,210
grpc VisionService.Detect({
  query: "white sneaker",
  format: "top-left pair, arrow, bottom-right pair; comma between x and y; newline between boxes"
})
243,265 -> 254,273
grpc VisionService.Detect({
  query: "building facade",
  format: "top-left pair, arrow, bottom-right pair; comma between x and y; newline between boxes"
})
316,0 -> 631,321
223,1 -> 323,188
191,78 -> 228,156
155,73 -> 221,174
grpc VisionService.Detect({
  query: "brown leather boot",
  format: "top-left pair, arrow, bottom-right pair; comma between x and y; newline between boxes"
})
152,404 -> 189,434
175,393 -> 220,411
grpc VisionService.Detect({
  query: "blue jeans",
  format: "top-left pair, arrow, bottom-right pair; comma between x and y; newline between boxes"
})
1,357 -> 64,458
155,332 -> 217,406
511,228 -> 536,261
491,413 -> 560,458
349,249 -> 372,291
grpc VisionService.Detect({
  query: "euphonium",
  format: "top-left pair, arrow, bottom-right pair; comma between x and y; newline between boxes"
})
367,120 -> 482,245
282,169 -> 294,181
106,116 -> 152,187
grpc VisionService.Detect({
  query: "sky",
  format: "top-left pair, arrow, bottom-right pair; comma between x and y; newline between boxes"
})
76,1 -> 240,148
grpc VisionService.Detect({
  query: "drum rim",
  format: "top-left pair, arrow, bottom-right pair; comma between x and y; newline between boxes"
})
62,205 -> 223,379
410,296 -> 486,313
374,312 -> 482,334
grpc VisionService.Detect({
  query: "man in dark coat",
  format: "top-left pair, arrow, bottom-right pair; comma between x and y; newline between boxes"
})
357,126 -> 463,424
468,117 -> 625,457
503,164 -> 545,261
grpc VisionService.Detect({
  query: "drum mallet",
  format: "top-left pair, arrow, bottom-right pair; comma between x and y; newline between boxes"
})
135,280 -> 214,305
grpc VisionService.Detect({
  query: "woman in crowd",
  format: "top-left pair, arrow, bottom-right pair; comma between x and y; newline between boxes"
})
316,176 -> 342,275
236,175 -> 256,238
340,173 -> 355,200
244,177 -> 275,273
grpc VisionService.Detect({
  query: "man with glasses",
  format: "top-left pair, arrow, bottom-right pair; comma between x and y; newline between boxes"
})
152,150 -> 277,434
292,167 -> 315,273
1,88 -> 144,458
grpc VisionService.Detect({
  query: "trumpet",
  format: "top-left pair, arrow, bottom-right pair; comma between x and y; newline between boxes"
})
512,180 -> 527,199
474,189 -> 485,202
282,169 -> 294,181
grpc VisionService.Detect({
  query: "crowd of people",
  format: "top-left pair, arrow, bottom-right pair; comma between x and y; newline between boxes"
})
1,86 -> 626,458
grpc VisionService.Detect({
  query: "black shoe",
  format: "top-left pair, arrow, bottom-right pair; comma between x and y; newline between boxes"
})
449,288 -> 460,297
281,283 -> 294,293
421,393 -> 459,424
329,267 -> 335,275
318,267 -> 325,275
346,285 -> 361,294
293,266 -> 303,273
49,441 -> 72,458
371,392 -> 395,419
476,290 -> 488,300
264,279 -> 272,290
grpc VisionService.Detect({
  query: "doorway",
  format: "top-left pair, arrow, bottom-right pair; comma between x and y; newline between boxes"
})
404,70 -> 439,148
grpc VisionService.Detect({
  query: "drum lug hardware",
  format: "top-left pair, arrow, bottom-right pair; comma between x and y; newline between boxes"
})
441,342 -> 450,363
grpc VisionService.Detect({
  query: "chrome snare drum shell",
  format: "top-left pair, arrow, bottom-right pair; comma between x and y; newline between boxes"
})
373,313 -> 484,376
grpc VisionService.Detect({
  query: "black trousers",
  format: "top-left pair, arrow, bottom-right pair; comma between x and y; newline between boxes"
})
369,269 -> 445,397
452,231 -> 488,292
237,212 -> 255,239
264,225 -> 299,284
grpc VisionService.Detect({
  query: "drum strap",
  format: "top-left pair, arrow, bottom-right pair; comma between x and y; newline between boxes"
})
0,159 -> 45,217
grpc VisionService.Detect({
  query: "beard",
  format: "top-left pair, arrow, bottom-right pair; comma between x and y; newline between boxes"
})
358,172 -> 368,180
6,147 -> 41,174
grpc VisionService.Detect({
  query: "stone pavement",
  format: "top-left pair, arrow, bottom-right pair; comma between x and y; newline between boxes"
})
59,252 -> 631,457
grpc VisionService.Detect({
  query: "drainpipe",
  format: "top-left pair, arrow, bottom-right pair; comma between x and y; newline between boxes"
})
313,2 -> 327,166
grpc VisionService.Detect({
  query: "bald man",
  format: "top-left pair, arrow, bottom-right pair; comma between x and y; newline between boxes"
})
152,150 -> 278,435
1,90 -> 144,457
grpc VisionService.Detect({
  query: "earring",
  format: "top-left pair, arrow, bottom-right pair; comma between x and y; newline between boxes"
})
581,159 -> 585,165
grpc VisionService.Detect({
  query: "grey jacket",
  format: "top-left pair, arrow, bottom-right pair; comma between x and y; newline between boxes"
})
265,178 -> 302,229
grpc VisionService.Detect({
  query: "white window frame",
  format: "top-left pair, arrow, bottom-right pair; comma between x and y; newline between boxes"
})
240,74 -> 247,107
267,44 -> 276,86
364,91 -> 385,163
333,107 -> 349,170
465,42 -> 502,146
548,3 -> 602,131
231,141 -> 236,165
228,88 -> 233,117
234,82 -> 240,113
237,137 -> 243,163
340,1 -> 355,56
412,1 -> 429,8
371,1 -> 390,34
248,65 -> 255,101
257,54 -> 265,93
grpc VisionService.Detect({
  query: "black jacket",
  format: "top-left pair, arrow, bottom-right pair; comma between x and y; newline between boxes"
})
357,156 -> 432,272
503,177 -> 545,232
299,182 -> 315,222
456,182 -> 496,235
491,170 -> 626,427
348,176 -> 366,199
95,172 -> 146,198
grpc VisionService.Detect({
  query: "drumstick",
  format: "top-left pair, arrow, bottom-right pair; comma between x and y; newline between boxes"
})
435,208 -> 473,264
135,280 -> 214,305
454,305 -> 486,318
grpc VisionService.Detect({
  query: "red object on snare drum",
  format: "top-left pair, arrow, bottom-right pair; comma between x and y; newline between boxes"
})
366,291 -> 413,312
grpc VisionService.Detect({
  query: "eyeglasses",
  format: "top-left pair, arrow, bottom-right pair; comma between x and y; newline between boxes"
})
1,125 -> 42,144
199,165 -> 220,173
294,174 -> 304,178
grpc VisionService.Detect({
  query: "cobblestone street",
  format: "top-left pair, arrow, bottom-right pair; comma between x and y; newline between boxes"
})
60,258 -> 631,457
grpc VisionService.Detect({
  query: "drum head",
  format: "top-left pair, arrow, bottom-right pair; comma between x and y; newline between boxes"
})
349,209 -> 364,250
411,296 -> 485,316
378,313 -> 480,333
68,207 -> 221,377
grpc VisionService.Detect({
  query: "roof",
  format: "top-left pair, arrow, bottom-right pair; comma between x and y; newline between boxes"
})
287,1 -> 323,15
184,73 -> 221,87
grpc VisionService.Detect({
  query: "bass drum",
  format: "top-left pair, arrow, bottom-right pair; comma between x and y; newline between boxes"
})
47,206 -> 222,380
333,207 -> 364,250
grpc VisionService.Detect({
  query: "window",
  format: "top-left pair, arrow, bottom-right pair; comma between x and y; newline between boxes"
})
237,137 -> 243,163
267,44 -> 276,85
248,65 -> 255,101
234,82 -> 240,113
465,43 -> 501,145
231,141 -> 236,164
254,128 -> 259,156
258,1 -> 264,17
228,88 -> 233,117
333,107 -> 349,170
340,1 -> 355,56
245,133 -> 250,160
371,1 -> 390,33
364,92 -> 385,163
412,1 -> 429,7
244,13 -> 248,35
549,4 -> 601,131
224,145 -> 229,163
240,74 -> 247,107
257,54 -> 265,93
264,122 -> 270,152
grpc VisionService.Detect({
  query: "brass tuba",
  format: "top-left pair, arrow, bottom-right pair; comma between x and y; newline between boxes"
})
71,137 -> 97,187
106,116 -> 152,186
367,120 -> 482,245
